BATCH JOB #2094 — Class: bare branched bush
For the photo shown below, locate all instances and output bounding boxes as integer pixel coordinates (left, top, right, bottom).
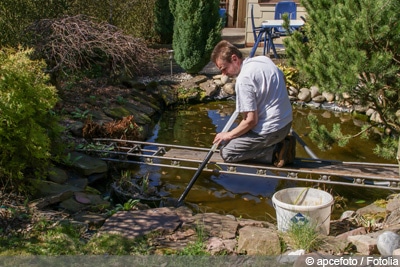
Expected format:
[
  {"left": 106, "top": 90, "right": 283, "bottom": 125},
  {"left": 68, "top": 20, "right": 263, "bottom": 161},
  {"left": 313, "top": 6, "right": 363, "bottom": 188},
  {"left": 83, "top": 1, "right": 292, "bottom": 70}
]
[{"left": 27, "top": 15, "right": 157, "bottom": 84}]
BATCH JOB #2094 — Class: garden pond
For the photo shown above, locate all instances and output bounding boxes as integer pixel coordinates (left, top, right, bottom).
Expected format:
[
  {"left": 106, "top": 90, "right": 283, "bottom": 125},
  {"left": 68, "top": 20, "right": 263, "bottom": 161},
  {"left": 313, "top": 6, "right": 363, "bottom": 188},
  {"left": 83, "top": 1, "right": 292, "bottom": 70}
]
[{"left": 111, "top": 101, "right": 397, "bottom": 222}]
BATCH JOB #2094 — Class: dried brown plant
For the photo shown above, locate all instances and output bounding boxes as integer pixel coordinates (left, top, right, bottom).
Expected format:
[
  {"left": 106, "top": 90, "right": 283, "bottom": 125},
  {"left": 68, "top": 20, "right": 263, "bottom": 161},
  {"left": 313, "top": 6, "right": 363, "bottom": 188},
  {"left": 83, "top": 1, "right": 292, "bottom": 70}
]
[
  {"left": 83, "top": 115, "right": 141, "bottom": 140},
  {"left": 27, "top": 15, "right": 157, "bottom": 81}
]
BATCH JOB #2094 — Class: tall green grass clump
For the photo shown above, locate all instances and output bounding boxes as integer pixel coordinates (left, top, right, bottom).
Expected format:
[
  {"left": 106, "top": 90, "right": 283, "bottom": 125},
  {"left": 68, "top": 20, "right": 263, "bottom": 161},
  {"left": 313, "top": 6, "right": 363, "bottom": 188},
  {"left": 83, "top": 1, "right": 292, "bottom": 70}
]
[{"left": 286, "top": 221, "right": 321, "bottom": 252}]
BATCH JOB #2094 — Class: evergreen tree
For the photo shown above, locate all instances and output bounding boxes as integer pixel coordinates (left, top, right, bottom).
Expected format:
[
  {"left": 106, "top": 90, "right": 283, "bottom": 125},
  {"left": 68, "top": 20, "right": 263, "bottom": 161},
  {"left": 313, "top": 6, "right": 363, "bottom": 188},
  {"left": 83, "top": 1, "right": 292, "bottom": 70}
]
[
  {"left": 285, "top": 0, "right": 400, "bottom": 160},
  {"left": 154, "top": 0, "right": 174, "bottom": 44},
  {"left": 169, "top": 0, "right": 223, "bottom": 74}
]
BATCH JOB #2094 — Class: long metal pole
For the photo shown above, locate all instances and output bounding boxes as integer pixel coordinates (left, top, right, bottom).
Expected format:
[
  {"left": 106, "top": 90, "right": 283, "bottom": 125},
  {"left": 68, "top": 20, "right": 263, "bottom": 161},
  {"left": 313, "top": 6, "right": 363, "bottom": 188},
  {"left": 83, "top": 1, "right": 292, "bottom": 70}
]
[
  {"left": 290, "top": 129, "right": 318, "bottom": 159},
  {"left": 176, "top": 111, "right": 239, "bottom": 206}
]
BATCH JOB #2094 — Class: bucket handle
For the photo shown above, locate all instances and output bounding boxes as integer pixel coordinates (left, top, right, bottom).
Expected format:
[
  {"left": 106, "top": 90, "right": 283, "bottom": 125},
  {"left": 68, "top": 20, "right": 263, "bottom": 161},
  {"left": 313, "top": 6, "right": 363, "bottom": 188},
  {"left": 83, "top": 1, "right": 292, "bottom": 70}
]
[{"left": 293, "top": 188, "right": 309, "bottom": 205}]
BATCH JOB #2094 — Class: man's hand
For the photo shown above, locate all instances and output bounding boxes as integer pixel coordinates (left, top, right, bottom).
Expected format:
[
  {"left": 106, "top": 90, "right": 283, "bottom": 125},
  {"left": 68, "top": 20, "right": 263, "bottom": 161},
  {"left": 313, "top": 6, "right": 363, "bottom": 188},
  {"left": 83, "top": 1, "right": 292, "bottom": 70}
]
[
  {"left": 213, "top": 111, "right": 257, "bottom": 146},
  {"left": 213, "top": 132, "right": 233, "bottom": 146}
]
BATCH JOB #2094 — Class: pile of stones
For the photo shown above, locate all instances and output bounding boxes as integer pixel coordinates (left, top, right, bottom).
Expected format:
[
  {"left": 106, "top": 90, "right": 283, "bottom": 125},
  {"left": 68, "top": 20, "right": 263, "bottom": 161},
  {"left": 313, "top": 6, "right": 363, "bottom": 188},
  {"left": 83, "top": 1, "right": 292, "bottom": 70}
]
[{"left": 176, "top": 73, "right": 384, "bottom": 125}]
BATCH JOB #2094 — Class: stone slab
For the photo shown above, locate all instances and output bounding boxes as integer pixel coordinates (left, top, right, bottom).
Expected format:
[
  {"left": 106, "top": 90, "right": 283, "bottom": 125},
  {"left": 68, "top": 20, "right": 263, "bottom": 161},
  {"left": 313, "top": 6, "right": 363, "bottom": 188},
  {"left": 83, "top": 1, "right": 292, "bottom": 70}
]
[{"left": 100, "top": 207, "right": 181, "bottom": 238}]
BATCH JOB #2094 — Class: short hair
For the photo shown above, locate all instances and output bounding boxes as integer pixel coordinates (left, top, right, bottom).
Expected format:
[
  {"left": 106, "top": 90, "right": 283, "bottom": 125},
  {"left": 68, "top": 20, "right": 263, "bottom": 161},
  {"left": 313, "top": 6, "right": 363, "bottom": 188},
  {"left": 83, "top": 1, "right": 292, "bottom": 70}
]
[{"left": 211, "top": 40, "right": 243, "bottom": 64}]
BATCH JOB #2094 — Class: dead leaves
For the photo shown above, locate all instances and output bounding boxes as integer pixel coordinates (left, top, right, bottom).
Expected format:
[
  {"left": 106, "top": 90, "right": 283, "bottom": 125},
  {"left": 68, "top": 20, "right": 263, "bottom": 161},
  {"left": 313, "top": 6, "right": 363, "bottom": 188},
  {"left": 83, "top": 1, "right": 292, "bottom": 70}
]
[{"left": 83, "top": 115, "right": 140, "bottom": 140}]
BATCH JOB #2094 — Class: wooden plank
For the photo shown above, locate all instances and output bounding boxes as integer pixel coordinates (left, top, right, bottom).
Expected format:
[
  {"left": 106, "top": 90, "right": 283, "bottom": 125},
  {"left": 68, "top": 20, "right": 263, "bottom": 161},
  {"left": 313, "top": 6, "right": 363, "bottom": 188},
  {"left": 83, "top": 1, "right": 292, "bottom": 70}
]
[
  {"left": 164, "top": 148, "right": 399, "bottom": 180},
  {"left": 164, "top": 148, "right": 223, "bottom": 162},
  {"left": 290, "top": 160, "right": 399, "bottom": 180}
]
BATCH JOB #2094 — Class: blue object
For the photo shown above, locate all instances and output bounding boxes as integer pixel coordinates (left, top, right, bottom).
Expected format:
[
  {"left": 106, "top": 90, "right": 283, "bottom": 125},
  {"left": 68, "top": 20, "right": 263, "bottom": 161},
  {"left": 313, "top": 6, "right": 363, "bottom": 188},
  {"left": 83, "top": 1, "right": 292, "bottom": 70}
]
[
  {"left": 219, "top": 8, "right": 226, "bottom": 18},
  {"left": 274, "top": 1, "right": 297, "bottom": 35},
  {"left": 250, "top": 4, "right": 279, "bottom": 58},
  {"left": 291, "top": 213, "right": 309, "bottom": 224}
]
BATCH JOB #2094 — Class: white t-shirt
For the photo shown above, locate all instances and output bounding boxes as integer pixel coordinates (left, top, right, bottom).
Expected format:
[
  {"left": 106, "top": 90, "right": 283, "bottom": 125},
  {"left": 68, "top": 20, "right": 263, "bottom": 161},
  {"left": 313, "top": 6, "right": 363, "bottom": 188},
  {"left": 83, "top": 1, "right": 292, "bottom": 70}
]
[{"left": 235, "top": 56, "right": 292, "bottom": 135}]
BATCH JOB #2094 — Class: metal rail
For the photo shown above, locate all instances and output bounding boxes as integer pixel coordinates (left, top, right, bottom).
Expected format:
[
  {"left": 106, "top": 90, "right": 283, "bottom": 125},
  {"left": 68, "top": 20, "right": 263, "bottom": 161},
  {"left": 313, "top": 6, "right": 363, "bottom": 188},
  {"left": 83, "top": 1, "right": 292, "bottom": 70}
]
[{"left": 78, "top": 138, "right": 400, "bottom": 191}]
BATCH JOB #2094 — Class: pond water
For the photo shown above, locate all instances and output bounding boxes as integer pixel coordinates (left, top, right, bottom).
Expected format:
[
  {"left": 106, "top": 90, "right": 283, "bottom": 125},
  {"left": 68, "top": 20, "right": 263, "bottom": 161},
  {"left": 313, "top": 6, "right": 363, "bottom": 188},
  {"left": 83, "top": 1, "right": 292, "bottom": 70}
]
[{"left": 128, "top": 101, "right": 396, "bottom": 221}]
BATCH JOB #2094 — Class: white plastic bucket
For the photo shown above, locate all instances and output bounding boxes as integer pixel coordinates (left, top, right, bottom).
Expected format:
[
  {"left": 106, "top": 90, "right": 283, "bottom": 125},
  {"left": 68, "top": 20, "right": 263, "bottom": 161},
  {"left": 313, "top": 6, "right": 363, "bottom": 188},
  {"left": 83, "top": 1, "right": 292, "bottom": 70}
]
[{"left": 272, "top": 187, "right": 334, "bottom": 235}]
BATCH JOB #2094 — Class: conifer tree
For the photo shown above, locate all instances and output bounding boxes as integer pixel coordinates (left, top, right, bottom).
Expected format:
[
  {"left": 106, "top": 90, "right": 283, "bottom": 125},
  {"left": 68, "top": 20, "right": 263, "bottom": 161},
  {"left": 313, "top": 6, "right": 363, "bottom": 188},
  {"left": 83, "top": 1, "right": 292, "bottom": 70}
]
[
  {"left": 285, "top": 0, "right": 400, "bottom": 160},
  {"left": 169, "top": 0, "right": 223, "bottom": 74},
  {"left": 154, "top": 0, "right": 174, "bottom": 44}
]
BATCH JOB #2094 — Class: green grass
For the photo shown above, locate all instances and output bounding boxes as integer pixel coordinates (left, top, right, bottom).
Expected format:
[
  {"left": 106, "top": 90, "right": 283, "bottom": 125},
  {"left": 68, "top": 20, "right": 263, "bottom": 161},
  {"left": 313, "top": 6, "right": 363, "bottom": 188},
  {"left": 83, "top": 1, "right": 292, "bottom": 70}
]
[
  {"left": 0, "top": 220, "right": 152, "bottom": 256},
  {"left": 0, "top": 198, "right": 212, "bottom": 256},
  {"left": 0, "top": 217, "right": 212, "bottom": 256},
  {"left": 0, "top": 221, "right": 83, "bottom": 255},
  {"left": 285, "top": 221, "right": 322, "bottom": 252},
  {"left": 83, "top": 233, "right": 151, "bottom": 255},
  {"left": 177, "top": 221, "right": 210, "bottom": 256},
  {"left": 177, "top": 240, "right": 209, "bottom": 256}
]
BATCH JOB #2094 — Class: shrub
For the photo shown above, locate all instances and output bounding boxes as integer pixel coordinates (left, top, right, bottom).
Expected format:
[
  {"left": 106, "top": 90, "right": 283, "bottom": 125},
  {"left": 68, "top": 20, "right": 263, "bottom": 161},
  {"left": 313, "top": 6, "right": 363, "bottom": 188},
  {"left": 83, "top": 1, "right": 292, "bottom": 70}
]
[{"left": 0, "top": 48, "right": 61, "bottom": 191}]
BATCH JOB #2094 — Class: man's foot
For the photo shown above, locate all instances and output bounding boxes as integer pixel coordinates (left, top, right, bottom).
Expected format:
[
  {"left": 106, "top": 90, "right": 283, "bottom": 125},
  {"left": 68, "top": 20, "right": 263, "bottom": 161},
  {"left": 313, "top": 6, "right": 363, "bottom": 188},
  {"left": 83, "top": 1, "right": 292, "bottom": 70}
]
[
  {"left": 274, "top": 140, "right": 288, "bottom": 167},
  {"left": 273, "top": 136, "right": 296, "bottom": 168}
]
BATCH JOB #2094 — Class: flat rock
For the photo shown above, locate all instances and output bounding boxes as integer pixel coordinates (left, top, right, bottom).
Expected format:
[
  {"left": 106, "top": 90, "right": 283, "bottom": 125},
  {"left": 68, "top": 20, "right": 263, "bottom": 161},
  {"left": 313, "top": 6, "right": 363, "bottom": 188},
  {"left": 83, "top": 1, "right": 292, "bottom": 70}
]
[
  {"left": 180, "top": 75, "right": 208, "bottom": 89},
  {"left": 59, "top": 193, "right": 110, "bottom": 213},
  {"left": 48, "top": 166, "right": 69, "bottom": 184},
  {"left": 73, "top": 212, "right": 108, "bottom": 227},
  {"left": 347, "top": 234, "right": 378, "bottom": 255},
  {"left": 190, "top": 212, "right": 239, "bottom": 239},
  {"left": 29, "top": 191, "right": 74, "bottom": 209},
  {"left": 66, "top": 178, "right": 88, "bottom": 189},
  {"left": 100, "top": 207, "right": 181, "bottom": 238},
  {"left": 237, "top": 225, "right": 281, "bottom": 255},
  {"left": 74, "top": 192, "right": 91, "bottom": 204},
  {"left": 32, "top": 180, "right": 83, "bottom": 197}
]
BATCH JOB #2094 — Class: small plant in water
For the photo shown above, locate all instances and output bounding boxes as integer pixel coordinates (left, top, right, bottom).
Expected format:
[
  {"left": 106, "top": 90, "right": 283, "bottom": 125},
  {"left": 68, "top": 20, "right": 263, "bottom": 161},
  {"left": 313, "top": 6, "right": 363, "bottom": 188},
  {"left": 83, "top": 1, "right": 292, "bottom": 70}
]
[
  {"left": 120, "top": 171, "right": 151, "bottom": 195},
  {"left": 286, "top": 220, "right": 321, "bottom": 252},
  {"left": 135, "top": 173, "right": 149, "bottom": 194}
]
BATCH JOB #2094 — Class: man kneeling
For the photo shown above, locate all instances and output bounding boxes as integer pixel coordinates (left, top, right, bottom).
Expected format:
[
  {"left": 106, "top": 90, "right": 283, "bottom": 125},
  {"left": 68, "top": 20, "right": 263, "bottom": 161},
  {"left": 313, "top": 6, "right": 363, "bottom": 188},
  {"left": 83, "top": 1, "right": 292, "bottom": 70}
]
[{"left": 211, "top": 40, "right": 295, "bottom": 167}]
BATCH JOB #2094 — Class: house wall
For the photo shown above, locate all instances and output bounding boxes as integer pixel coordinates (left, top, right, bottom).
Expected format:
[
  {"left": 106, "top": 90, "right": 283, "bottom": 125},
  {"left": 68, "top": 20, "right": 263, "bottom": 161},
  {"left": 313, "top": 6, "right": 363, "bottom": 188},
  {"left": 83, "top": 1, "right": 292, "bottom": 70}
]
[{"left": 245, "top": 1, "right": 307, "bottom": 47}]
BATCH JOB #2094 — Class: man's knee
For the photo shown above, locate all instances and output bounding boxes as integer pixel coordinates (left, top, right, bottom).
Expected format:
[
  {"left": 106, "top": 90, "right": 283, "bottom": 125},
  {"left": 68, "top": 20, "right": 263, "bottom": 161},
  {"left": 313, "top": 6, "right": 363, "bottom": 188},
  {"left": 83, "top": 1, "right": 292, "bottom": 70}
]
[{"left": 220, "top": 147, "right": 236, "bottom": 163}]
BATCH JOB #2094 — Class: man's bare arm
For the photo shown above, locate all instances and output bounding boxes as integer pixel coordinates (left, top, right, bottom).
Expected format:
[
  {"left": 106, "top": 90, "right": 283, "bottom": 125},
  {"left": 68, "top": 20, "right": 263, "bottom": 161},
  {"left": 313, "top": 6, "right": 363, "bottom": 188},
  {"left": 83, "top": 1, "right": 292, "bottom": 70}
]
[{"left": 213, "top": 110, "right": 258, "bottom": 144}]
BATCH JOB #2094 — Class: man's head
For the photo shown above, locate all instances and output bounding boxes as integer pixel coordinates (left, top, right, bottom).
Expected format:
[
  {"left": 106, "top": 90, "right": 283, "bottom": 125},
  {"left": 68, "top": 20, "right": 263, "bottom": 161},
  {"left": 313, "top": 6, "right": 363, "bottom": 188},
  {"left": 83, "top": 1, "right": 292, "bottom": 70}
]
[{"left": 211, "top": 40, "right": 243, "bottom": 77}]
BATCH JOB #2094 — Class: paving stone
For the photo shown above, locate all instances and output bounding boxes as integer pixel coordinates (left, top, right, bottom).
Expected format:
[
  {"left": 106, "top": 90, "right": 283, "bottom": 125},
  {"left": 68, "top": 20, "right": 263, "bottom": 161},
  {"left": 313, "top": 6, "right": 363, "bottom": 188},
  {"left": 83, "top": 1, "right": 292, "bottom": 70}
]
[
  {"left": 100, "top": 207, "right": 181, "bottom": 239},
  {"left": 191, "top": 212, "right": 239, "bottom": 239}
]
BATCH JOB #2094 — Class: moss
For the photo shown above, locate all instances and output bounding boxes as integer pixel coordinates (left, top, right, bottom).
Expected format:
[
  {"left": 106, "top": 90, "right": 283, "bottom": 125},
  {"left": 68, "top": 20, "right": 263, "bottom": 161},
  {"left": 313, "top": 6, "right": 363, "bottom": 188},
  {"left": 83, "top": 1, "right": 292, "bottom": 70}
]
[
  {"left": 177, "top": 87, "right": 202, "bottom": 103},
  {"left": 373, "top": 199, "right": 387, "bottom": 208},
  {"left": 104, "top": 106, "right": 131, "bottom": 119},
  {"left": 352, "top": 112, "right": 369, "bottom": 122}
]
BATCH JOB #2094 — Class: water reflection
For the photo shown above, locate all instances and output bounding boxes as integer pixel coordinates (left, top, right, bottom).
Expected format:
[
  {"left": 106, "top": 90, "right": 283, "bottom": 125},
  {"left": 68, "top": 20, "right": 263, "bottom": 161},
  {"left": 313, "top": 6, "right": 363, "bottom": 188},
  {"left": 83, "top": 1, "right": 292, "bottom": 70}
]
[{"left": 140, "top": 101, "right": 395, "bottom": 221}]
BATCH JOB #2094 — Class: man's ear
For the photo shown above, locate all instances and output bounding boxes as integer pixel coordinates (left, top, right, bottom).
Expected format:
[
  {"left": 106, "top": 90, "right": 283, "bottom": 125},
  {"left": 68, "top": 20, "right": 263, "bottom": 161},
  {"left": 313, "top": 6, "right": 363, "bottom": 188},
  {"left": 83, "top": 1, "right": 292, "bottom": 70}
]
[{"left": 231, "top": 54, "right": 238, "bottom": 62}]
